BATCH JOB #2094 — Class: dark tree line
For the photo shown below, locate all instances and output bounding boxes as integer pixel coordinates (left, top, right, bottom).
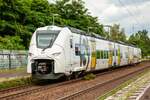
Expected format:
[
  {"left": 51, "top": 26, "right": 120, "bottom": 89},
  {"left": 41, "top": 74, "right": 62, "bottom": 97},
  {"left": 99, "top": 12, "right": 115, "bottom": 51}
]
[
  {"left": 128, "top": 30, "right": 150, "bottom": 57},
  {"left": 0, "top": 0, "right": 104, "bottom": 49}
]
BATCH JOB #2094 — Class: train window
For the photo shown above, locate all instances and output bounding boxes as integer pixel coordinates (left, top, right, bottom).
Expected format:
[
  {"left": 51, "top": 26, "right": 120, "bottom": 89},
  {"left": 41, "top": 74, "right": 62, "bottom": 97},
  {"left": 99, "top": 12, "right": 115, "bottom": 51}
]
[
  {"left": 106, "top": 51, "right": 108, "bottom": 59},
  {"left": 108, "top": 51, "right": 109, "bottom": 58},
  {"left": 99, "top": 51, "right": 101, "bottom": 59},
  {"left": 112, "top": 50, "right": 114, "bottom": 56},
  {"left": 112, "top": 50, "right": 118, "bottom": 56},
  {"left": 104, "top": 51, "right": 107, "bottom": 59},
  {"left": 103, "top": 51, "right": 104, "bottom": 59},
  {"left": 70, "top": 39, "right": 73, "bottom": 48},
  {"left": 101, "top": 51, "right": 104, "bottom": 59},
  {"left": 36, "top": 30, "right": 59, "bottom": 49},
  {"left": 116, "top": 50, "right": 118, "bottom": 56},
  {"left": 103, "top": 51, "right": 105, "bottom": 59},
  {"left": 120, "top": 53, "right": 122, "bottom": 58},
  {"left": 125, "top": 52, "right": 128, "bottom": 58},
  {"left": 75, "top": 44, "right": 80, "bottom": 56},
  {"left": 96, "top": 50, "right": 100, "bottom": 59},
  {"left": 86, "top": 47, "right": 90, "bottom": 55}
]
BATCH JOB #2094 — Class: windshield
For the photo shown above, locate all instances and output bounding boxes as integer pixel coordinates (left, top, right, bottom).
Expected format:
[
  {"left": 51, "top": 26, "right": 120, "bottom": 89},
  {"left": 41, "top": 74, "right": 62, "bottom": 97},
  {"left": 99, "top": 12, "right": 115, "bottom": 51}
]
[{"left": 36, "top": 30, "right": 60, "bottom": 48}]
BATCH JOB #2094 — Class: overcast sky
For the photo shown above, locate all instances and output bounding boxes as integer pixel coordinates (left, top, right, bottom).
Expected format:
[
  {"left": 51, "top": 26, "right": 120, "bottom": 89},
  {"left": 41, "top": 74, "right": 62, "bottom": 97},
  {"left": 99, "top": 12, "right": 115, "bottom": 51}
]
[
  {"left": 48, "top": 0, "right": 150, "bottom": 37},
  {"left": 84, "top": 0, "right": 150, "bottom": 36}
]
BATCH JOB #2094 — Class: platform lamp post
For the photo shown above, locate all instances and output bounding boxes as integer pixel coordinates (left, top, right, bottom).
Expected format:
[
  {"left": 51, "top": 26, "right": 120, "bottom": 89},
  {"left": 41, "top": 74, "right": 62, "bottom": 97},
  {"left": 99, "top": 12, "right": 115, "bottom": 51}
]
[{"left": 52, "top": 14, "right": 59, "bottom": 26}]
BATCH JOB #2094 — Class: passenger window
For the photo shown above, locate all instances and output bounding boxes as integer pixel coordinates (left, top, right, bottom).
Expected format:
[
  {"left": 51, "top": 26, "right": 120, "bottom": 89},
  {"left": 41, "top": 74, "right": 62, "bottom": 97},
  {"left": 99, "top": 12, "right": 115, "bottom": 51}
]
[
  {"left": 70, "top": 39, "right": 73, "bottom": 48},
  {"left": 104, "top": 51, "right": 107, "bottom": 59},
  {"left": 96, "top": 50, "right": 100, "bottom": 59},
  {"left": 106, "top": 51, "right": 108, "bottom": 59},
  {"left": 121, "top": 52, "right": 123, "bottom": 58},
  {"left": 116, "top": 50, "right": 118, "bottom": 56},
  {"left": 103, "top": 51, "right": 105, "bottom": 59},
  {"left": 99, "top": 51, "right": 101, "bottom": 59},
  {"left": 100, "top": 51, "right": 103, "bottom": 59},
  {"left": 113, "top": 50, "right": 114, "bottom": 56},
  {"left": 101, "top": 51, "right": 104, "bottom": 59},
  {"left": 75, "top": 44, "right": 80, "bottom": 56}
]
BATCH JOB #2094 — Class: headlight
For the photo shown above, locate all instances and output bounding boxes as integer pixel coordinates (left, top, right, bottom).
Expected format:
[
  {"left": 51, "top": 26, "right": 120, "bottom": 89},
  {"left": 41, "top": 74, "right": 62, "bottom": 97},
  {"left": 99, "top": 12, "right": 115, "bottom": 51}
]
[{"left": 52, "top": 52, "right": 61, "bottom": 56}]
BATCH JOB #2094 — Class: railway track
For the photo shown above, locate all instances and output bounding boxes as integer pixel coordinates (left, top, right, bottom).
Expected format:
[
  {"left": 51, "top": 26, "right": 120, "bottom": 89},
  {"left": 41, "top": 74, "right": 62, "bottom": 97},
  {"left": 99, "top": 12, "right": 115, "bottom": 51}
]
[
  {"left": 0, "top": 85, "right": 32, "bottom": 94},
  {"left": 0, "top": 78, "right": 82, "bottom": 100},
  {"left": 0, "top": 62, "right": 149, "bottom": 100},
  {"left": 0, "top": 64, "right": 130, "bottom": 99},
  {"left": 58, "top": 65, "right": 150, "bottom": 100}
]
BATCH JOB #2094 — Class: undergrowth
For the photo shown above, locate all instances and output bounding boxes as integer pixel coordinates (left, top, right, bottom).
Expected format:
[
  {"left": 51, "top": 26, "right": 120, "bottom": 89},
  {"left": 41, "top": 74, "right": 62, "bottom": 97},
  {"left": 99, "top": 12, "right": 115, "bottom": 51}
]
[
  {"left": 0, "top": 77, "right": 32, "bottom": 90},
  {"left": 83, "top": 73, "right": 96, "bottom": 80}
]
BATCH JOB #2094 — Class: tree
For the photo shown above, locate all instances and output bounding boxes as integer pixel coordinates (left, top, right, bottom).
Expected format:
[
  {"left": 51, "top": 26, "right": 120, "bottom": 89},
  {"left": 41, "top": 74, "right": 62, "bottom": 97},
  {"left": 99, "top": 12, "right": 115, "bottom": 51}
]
[
  {"left": 128, "top": 30, "right": 150, "bottom": 57},
  {"left": 0, "top": 36, "right": 25, "bottom": 50},
  {"left": 109, "top": 24, "right": 127, "bottom": 42},
  {"left": 0, "top": 0, "right": 105, "bottom": 49}
]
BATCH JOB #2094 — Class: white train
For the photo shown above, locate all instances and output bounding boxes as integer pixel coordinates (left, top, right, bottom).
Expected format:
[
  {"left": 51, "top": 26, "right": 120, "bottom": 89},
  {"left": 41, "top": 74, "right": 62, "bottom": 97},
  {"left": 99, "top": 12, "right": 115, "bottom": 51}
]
[{"left": 27, "top": 25, "right": 141, "bottom": 79}]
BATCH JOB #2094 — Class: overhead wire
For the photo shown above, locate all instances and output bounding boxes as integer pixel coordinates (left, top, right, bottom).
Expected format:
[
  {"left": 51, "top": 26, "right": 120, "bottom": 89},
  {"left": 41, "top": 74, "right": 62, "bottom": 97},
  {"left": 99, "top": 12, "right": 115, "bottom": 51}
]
[
  {"left": 118, "top": 0, "right": 143, "bottom": 33},
  {"left": 131, "top": 0, "right": 145, "bottom": 30},
  {"left": 117, "top": 0, "right": 143, "bottom": 29}
]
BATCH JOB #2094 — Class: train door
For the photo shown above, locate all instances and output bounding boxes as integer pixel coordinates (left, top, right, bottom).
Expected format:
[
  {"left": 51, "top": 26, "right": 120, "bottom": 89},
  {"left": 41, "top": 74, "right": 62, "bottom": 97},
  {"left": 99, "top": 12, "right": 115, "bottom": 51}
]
[
  {"left": 80, "top": 35, "right": 89, "bottom": 70},
  {"left": 127, "top": 47, "right": 130, "bottom": 64},
  {"left": 113, "top": 43, "right": 116, "bottom": 67},
  {"left": 118, "top": 45, "right": 121, "bottom": 66},
  {"left": 90, "top": 37, "right": 96, "bottom": 70},
  {"left": 70, "top": 35, "right": 74, "bottom": 68},
  {"left": 108, "top": 42, "right": 113, "bottom": 67},
  {"left": 113, "top": 43, "right": 118, "bottom": 67}
]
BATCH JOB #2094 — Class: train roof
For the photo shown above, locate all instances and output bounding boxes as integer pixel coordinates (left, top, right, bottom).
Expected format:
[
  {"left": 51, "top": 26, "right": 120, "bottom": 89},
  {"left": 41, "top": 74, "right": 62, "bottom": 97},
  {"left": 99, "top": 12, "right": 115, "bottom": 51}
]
[
  {"left": 68, "top": 26, "right": 138, "bottom": 48},
  {"left": 37, "top": 25, "right": 138, "bottom": 48}
]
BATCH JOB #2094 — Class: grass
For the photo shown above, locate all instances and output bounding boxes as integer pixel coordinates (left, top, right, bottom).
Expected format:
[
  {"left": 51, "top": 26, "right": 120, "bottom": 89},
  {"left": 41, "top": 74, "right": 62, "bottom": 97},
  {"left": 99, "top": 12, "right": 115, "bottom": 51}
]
[
  {"left": 83, "top": 73, "right": 96, "bottom": 80},
  {"left": 0, "top": 67, "right": 26, "bottom": 74},
  {"left": 98, "top": 68, "right": 150, "bottom": 100},
  {"left": 0, "top": 66, "right": 31, "bottom": 89},
  {"left": 0, "top": 76, "right": 32, "bottom": 90}
]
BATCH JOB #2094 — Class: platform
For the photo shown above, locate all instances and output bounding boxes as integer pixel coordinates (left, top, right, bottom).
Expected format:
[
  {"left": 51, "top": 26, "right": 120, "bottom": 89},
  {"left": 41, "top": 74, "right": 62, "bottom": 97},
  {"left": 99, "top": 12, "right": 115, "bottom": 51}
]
[{"left": 105, "top": 68, "right": 150, "bottom": 100}]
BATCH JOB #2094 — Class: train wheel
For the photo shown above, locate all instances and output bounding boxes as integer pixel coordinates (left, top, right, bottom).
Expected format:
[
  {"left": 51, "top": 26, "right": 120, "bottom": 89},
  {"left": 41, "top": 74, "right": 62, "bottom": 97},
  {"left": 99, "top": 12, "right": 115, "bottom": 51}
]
[
  {"left": 66, "top": 75, "right": 72, "bottom": 81},
  {"left": 80, "top": 70, "right": 86, "bottom": 77},
  {"left": 73, "top": 72, "right": 79, "bottom": 79}
]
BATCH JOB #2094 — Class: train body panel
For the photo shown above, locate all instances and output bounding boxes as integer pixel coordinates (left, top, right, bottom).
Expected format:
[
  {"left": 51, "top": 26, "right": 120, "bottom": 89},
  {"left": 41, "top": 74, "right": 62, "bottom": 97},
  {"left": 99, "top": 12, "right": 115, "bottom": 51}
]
[
  {"left": 27, "top": 25, "right": 141, "bottom": 79},
  {"left": 119, "top": 44, "right": 128, "bottom": 66}
]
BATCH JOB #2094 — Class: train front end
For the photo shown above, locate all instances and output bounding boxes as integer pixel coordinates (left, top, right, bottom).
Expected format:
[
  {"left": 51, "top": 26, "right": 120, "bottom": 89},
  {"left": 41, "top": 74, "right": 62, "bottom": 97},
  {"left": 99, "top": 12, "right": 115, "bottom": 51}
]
[{"left": 27, "top": 26, "right": 69, "bottom": 80}]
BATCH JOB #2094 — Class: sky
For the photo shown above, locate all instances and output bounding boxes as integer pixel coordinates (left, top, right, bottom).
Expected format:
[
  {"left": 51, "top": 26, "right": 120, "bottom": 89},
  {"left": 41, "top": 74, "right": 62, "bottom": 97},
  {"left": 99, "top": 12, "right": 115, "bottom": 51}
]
[
  {"left": 84, "top": 0, "right": 150, "bottom": 37},
  {"left": 48, "top": 0, "right": 150, "bottom": 37}
]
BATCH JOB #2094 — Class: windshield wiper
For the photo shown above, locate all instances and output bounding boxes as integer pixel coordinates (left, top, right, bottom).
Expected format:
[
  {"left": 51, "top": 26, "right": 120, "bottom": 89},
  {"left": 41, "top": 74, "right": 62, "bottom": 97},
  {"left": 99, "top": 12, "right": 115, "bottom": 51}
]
[{"left": 42, "top": 39, "right": 53, "bottom": 51}]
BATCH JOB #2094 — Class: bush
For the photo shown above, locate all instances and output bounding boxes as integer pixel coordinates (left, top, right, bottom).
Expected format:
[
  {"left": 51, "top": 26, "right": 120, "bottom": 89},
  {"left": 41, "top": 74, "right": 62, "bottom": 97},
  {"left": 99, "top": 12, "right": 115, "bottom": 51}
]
[{"left": 83, "top": 73, "right": 96, "bottom": 80}]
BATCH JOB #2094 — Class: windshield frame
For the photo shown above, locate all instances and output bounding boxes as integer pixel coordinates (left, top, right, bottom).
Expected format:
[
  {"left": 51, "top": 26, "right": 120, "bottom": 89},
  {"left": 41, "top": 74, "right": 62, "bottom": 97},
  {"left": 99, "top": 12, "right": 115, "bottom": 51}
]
[{"left": 36, "top": 30, "right": 60, "bottom": 49}]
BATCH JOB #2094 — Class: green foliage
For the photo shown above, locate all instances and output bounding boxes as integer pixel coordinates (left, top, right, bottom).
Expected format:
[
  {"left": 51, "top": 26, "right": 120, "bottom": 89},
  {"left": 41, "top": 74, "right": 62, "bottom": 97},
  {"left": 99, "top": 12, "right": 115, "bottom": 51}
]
[
  {"left": 0, "top": 0, "right": 105, "bottom": 49},
  {"left": 109, "top": 24, "right": 127, "bottom": 42},
  {"left": 0, "top": 36, "right": 25, "bottom": 50},
  {"left": 128, "top": 30, "right": 150, "bottom": 57},
  {"left": 1, "top": 0, "right": 148, "bottom": 59},
  {"left": 83, "top": 73, "right": 96, "bottom": 80},
  {"left": 96, "top": 50, "right": 100, "bottom": 59},
  {"left": 0, "top": 67, "right": 26, "bottom": 74},
  {"left": 0, "top": 77, "right": 32, "bottom": 90}
]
